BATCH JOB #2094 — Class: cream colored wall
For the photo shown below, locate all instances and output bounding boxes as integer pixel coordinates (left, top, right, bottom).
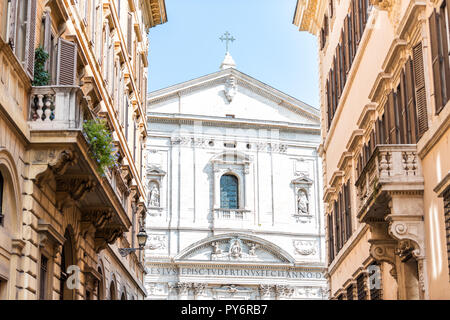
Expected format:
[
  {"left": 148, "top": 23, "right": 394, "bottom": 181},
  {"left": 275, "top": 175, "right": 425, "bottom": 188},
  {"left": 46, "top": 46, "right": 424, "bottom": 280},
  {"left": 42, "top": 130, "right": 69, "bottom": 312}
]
[
  {"left": 421, "top": 124, "right": 450, "bottom": 299},
  {"left": 300, "top": 0, "right": 450, "bottom": 299}
]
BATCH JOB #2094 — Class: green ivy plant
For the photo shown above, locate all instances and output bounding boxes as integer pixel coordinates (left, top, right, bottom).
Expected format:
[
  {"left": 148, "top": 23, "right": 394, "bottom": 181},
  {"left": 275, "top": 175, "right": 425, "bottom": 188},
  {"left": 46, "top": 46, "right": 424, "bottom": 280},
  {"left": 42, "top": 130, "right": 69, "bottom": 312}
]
[
  {"left": 32, "top": 46, "right": 50, "bottom": 86},
  {"left": 82, "top": 119, "right": 119, "bottom": 176}
]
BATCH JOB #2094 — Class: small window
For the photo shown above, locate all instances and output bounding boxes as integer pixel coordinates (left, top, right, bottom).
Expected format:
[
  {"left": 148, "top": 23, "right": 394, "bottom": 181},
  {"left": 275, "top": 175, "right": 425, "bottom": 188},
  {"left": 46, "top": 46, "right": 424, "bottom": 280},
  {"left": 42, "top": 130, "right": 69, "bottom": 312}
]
[
  {"left": 223, "top": 142, "right": 236, "bottom": 148},
  {"left": 225, "top": 114, "right": 235, "bottom": 118},
  {"left": 220, "top": 174, "right": 239, "bottom": 209}
]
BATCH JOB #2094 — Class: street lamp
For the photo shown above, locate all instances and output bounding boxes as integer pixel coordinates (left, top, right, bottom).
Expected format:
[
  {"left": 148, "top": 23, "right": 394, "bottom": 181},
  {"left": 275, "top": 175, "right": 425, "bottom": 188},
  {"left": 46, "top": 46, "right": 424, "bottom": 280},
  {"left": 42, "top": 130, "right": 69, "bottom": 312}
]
[{"left": 118, "top": 228, "right": 148, "bottom": 257}]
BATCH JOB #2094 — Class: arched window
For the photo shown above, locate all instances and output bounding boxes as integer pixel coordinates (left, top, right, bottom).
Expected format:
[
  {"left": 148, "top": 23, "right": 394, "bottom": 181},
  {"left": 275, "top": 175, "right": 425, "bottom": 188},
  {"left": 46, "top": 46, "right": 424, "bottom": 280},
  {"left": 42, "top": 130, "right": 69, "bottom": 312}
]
[
  {"left": 109, "top": 281, "right": 116, "bottom": 300},
  {"left": 220, "top": 174, "right": 239, "bottom": 209},
  {"left": 0, "top": 171, "right": 3, "bottom": 226},
  {"left": 97, "top": 267, "right": 104, "bottom": 300},
  {"left": 60, "top": 229, "right": 75, "bottom": 300}
]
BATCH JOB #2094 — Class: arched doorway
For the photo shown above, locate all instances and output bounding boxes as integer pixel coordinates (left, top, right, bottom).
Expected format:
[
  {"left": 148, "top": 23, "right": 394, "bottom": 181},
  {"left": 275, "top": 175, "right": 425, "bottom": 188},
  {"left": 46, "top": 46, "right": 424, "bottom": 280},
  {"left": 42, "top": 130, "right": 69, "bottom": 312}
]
[
  {"left": 60, "top": 228, "right": 76, "bottom": 300},
  {"left": 120, "top": 291, "right": 126, "bottom": 300}
]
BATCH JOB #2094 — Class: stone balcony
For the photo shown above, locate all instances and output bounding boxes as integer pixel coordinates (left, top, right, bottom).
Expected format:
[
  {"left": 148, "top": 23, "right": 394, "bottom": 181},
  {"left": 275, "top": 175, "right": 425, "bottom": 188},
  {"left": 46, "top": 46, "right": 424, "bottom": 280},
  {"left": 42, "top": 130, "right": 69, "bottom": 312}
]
[
  {"left": 214, "top": 208, "right": 251, "bottom": 221},
  {"left": 27, "top": 85, "right": 135, "bottom": 252},
  {"left": 355, "top": 144, "right": 426, "bottom": 299},
  {"left": 355, "top": 144, "right": 424, "bottom": 222},
  {"left": 29, "top": 85, "right": 83, "bottom": 131}
]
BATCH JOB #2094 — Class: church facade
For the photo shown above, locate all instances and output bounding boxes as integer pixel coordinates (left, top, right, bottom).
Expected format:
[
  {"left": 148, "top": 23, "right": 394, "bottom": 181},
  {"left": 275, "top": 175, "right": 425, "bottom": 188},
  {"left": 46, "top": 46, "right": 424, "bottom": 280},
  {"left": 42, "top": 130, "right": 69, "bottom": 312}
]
[{"left": 144, "top": 56, "right": 327, "bottom": 299}]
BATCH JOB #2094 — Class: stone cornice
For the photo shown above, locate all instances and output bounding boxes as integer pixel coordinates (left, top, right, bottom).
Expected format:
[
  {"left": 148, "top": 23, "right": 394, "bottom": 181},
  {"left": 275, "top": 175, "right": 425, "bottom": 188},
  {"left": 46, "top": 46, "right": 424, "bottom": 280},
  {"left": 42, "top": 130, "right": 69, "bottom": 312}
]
[
  {"left": 147, "top": 68, "right": 320, "bottom": 122},
  {"left": 147, "top": 113, "right": 320, "bottom": 133}
]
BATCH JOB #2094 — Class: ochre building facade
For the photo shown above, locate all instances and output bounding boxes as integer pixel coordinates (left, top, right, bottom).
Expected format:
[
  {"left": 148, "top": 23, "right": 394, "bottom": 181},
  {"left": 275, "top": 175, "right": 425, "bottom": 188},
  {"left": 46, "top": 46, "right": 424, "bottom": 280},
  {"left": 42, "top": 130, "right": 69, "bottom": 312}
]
[
  {"left": 294, "top": 0, "right": 450, "bottom": 299},
  {"left": 0, "top": 0, "right": 167, "bottom": 299}
]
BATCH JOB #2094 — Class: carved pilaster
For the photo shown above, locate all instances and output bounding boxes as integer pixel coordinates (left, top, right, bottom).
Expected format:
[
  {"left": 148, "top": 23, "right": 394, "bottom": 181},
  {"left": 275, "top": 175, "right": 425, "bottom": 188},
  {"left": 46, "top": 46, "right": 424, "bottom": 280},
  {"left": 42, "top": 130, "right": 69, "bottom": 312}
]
[{"left": 369, "top": 239, "right": 398, "bottom": 280}]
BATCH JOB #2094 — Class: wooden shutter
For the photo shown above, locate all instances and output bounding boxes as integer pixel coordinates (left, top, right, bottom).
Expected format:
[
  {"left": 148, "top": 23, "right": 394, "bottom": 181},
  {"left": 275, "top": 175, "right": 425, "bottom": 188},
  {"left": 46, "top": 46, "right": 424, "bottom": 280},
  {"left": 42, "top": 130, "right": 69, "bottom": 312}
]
[
  {"left": 56, "top": 38, "right": 77, "bottom": 85},
  {"left": 382, "top": 111, "right": 389, "bottom": 144},
  {"left": 439, "top": 3, "right": 450, "bottom": 110},
  {"left": 386, "top": 91, "right": 397, "bottom": 144},
  {"left": 344, "top": 182, "right": 352, "bottom": 240},
  {"left": 405, "top": 57, "right": 418, "bottom": 143},
  {"left": 430, "top": 9, "right": 445, "bottom": 112},
  {"left": 336, "top": 46, "right": 342, "bottom": 98},
  {"left": 328, "top": 213, "right": 334, "bottom": 263},
  {"left": 43, "top": 11, "right": 52, "bottom": 71},
  {"left": 335, "top": 200, "right": 342, "bottom": 251},
  {"left": 331, "top": 60, "right": 337, "bottom": 113},
  {"left": 355, "top": 0, "right": 361, "bottom": 44},
  {"left": 327, "top": 77, "right": 332, "bottom": 130},
  {"left": 344, "top": 15, "right": 350, "bottom": 73},
  {"left": 125, "top": 97, "right": 129, "bottom": 140},
  {"left": 329, "top": 0, "right": 333, "bottom": 18},
  {"left": 127, "top": 13, "right": 132, "bottom": 55},
  {"left": 339, "top": 191, "right": 345, "bottom": 245},
  {"left": 347, "top": 14, "right": 352, "bottom": 66},
  {"left": 412, "top": 42, "right": 428, "bottom": 138},
  {"left": 399, "top": 70, "right": 409, "bottom": 144},
  {"left": 25, "top": 0, "right": 37, "bottom": 78}
]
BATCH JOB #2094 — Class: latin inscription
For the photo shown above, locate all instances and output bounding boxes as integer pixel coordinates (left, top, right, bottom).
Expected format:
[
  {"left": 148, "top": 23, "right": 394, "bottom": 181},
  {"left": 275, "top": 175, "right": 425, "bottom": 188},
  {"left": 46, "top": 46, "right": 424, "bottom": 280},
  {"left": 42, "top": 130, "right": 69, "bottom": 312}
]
[{"left": 149, "top": 267, "right": 324, "bottom": 279}]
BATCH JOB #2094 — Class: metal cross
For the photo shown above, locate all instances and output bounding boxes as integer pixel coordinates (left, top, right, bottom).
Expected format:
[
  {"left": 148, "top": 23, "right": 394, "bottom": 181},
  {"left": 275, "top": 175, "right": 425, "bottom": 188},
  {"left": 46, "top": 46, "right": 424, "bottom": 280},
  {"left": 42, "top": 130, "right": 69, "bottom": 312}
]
[{"left": 219, "top": 31, "right": 235, "bottom": 53}]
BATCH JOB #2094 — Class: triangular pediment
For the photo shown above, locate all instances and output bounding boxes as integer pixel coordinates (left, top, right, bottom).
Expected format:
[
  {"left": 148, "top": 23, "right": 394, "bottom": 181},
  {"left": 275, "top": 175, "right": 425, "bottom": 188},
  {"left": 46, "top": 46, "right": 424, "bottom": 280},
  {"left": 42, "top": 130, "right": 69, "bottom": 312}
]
[
  {"left": 174, "top": 233, "right": 295, "bottom": 264},
  {"left": 147, "top": 68, "right": 320, "bottom": 127}
]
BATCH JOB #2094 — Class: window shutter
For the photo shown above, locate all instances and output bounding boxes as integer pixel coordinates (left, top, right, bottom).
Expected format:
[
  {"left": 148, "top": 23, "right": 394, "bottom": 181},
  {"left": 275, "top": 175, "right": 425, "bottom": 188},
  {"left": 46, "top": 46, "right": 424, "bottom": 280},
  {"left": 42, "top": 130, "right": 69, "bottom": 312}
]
[
  {"left": 127, "top": 13, "right": 132, "bottom": 55},
  {"left": 125, "top": 97, "right": 129, "bottom": 140},
  {"left": 355, "top": 0, "right": 361, "bottom": 44},
  {"left": 405, "top": 57, "right": 418, "bottom": 143},
  {"left": 336, "top": 46, "right": 342, "bottom": 98},
  {"left": 382, "top": 111, "right": 389, "bottom": 144},
  {"left": 25, "top": 0, "right": 37, "bottom": 78},
  {"left": 329, "top": 0, "right": 333, "bottom": 18},
  {"left": 328, "top": 213, "right": 334, "bottom": 263},
  {"left": 439, "top": 3, "right": 450, "bottom": 110},
  {"left": 334, "top": 200, "right": 341, "bottom": 251},
  {"left": 412, "top": 42, "right": 428, "bottom": 139},
  {"left": 43, "top": 11, "right": 52, "bottom": 71},
  {"left": 344, "top": 16, "right": 350, "bottom": 73},
  {"left": 327, "top": 77, "right": 332, "bottom": 130},
  {"left": 399, "top": 70, "right": 409, "bottom": 143},
  {"left": 386, "top": 90, "right": 397, "bottom": 144},
  {"left": 429, "top": 10, "right": 444, "bottom": 112},
  {"left": 344, "top": 183, "right": 352, "bottom": 240},
  {"left": 56, "top": 38, "right": 77, "bottom": 85},
  {"left": 339, "top": 191, "right": 345, "bottom": 245}
]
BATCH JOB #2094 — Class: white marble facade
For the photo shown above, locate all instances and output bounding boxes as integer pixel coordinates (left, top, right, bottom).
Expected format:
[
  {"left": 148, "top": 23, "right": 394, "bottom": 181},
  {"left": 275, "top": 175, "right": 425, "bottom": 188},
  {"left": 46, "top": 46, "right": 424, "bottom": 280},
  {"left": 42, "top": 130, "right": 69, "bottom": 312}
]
[{"left": 144, "top": 62, "right": 327, "bottom": 300}]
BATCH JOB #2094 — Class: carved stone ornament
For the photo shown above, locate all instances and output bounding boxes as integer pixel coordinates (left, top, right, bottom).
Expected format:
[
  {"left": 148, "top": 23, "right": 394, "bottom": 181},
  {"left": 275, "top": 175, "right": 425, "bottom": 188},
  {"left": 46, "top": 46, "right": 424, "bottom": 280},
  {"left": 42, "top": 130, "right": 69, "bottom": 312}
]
[
  {"left": 275, "top": 285, "right": 294, "bottom": 298},
  {"left": 293, "top": 240, "right": 317, "bottom": 256},
  {"left": 210, "top": 238, "right": 258, "bottom": 261},
  {"left": 259, "top": 284, "right": 273, "bottom": 297},
  {"left": 193, "top": 283, "right": 207, "bottom": 296},
  {"left": 147, "top": 234, "right": 167, "bottom": 250},
  {"left": 223, "top": 75, "right": 237, "bottom": 103}
]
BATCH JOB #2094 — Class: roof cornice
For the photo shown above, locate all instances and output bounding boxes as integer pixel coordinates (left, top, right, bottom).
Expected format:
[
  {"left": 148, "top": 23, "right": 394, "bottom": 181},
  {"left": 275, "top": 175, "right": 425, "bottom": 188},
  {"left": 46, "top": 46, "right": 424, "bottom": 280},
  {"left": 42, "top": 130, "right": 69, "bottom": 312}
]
[
  {"left": 292, "top": 0, "right": 325, "bottom": 35},
  {"left": 147, "top": 68, "right": 320, "bottom": 122},
  {"left": 147, "top": 112, "right": 321, "bottom": 133}
]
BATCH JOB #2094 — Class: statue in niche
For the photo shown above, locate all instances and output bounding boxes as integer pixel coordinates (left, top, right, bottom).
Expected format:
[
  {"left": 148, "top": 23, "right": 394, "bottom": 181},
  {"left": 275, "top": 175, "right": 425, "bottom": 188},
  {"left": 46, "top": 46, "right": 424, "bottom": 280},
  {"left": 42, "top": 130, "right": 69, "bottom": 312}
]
[
  {"left": 230, "top": 239, "right": 242, "bottom": 258},
  {"left": 297, "top": 189, "right": 309, "bottom": 215},
  {"left": 212, "top": 242, "right": 222, "bottom": 254},
  {"left": 249, "top": 243, "right": 257, "bottom": 256},
  {"left": 149, "top": 183, "right": 160, "bottom": 207}
]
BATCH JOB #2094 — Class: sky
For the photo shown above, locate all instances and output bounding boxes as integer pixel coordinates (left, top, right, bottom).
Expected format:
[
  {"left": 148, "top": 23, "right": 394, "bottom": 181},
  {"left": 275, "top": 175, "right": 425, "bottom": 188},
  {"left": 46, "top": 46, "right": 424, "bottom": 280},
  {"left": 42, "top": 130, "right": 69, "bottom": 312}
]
[{"left": 146, "top": 0, "right": 319, "bottom": 108}]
